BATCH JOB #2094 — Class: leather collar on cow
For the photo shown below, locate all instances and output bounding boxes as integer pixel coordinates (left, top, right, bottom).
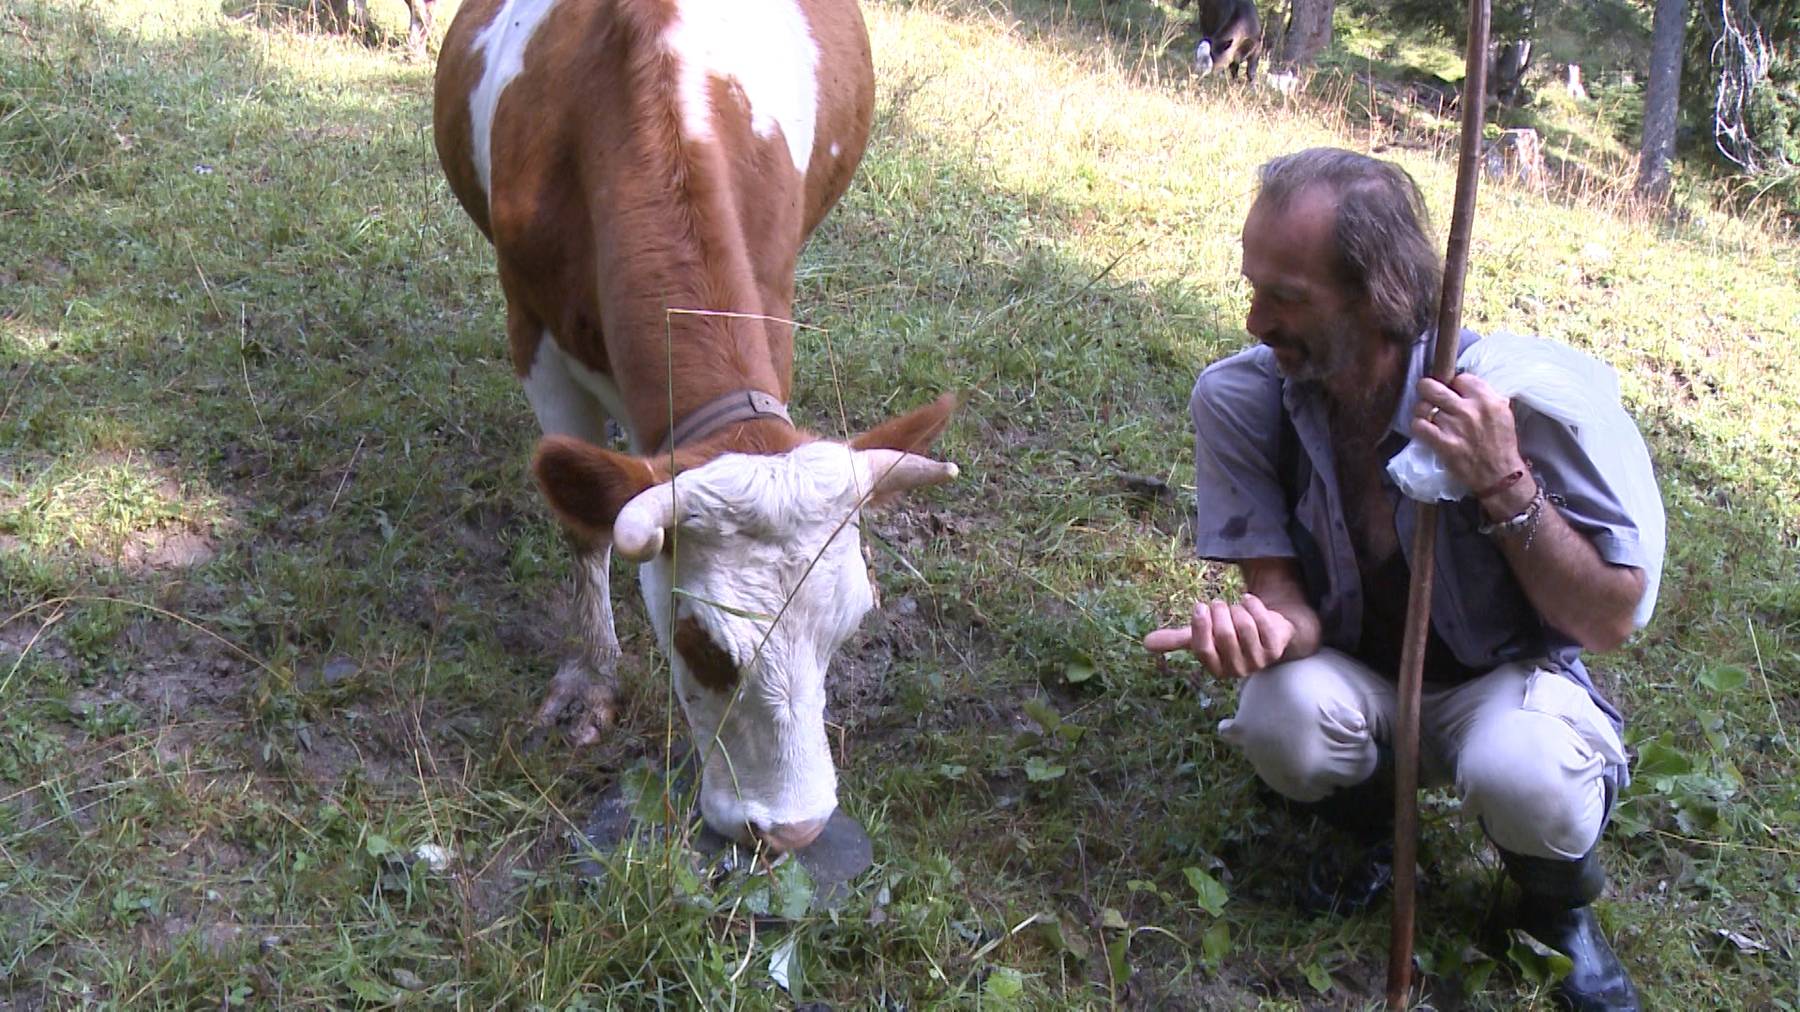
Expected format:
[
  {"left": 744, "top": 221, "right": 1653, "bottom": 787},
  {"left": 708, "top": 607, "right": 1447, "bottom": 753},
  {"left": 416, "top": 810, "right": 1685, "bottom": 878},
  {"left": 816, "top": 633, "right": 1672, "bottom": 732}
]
[{"left": 658, "top": 389, "right": 793, "bottom": 456}]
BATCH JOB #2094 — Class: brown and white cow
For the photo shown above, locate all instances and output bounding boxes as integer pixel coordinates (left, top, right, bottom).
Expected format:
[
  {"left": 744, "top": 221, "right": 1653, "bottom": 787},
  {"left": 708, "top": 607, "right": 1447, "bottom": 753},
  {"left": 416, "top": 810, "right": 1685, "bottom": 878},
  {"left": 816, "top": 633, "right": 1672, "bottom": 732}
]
[{"left": 433, "top": 0, "right": 957, "bottom": 854}]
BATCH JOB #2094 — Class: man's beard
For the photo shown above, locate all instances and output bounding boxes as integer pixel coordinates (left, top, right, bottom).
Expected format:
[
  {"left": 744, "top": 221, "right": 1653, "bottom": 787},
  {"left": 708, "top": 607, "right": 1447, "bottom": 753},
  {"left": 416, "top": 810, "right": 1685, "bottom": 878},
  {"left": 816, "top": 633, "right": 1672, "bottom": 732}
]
[
  {"left": 1264, "top": 314, "right": 1360, "bottom": 385},
  {"left": 1267, "top": 317, "right": 1403, "bottom": 426}
]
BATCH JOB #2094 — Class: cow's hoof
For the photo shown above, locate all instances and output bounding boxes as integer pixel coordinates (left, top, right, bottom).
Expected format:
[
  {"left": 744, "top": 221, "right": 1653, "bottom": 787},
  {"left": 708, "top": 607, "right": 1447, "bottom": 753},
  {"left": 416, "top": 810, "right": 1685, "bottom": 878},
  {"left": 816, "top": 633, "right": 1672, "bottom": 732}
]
[{"left": 533, "top": 660, "right": 621, "bottom": 746}]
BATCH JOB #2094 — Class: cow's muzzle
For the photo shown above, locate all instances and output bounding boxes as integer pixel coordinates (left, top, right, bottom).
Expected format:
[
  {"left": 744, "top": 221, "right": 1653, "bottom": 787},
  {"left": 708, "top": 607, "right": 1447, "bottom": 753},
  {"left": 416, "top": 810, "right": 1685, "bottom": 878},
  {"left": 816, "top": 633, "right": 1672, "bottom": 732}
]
[{"left": 752, "top": 816, "right": 830, "bottom": 854}]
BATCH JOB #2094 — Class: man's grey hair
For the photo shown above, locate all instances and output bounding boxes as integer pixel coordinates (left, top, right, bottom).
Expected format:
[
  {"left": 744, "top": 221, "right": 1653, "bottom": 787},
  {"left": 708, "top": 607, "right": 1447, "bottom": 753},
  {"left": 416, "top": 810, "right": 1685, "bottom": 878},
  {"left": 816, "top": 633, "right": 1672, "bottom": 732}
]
[{"left": 1255, "top": 148, "right": 1444, "bottom": 345}]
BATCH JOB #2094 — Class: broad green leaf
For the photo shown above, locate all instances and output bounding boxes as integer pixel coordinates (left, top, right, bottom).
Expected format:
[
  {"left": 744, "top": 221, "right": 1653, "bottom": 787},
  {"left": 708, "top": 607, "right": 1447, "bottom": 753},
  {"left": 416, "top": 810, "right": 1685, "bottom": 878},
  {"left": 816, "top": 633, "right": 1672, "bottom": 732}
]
[
  {"left": 1100, "top": 907, "right": 1129, "bottom": 930},
  {"left": 768, "top": 934, "right": 801, "bottom": 995},
  {"left": 1023, "top": 697, "right": 1060, "bottom": 734},
  {"left": 364, "top": 833, "right": 394, "bottom": 858},
  {"left": 1609, "top": 796, "right": 1652, "bottom": 837},
  {"left": 1064, "top": 654, "right": 1097, "bottom": 684},
  {"left": 1107, "top": 934, "right": 1133, "bottom": 984},
  {"left": 1507, "top": 930, "right": 1574, "bottom": 986},
  {"left": 1183, "top": 866, "right": 1229, "bottom": 917},
  {"left": 1459, "top": 946, "right": 1497, "bottom": 996},
  {"left": 1036, "top": 915, "right": 1091, "bottom": 960},
  {"left": 622, "top": 765, "right": 673, "bottom": 826},
  {"left": 775, "top": 860, "right": 815, "bottom": 920},
  {"left": 743, "top": 882, "right": 771, "bottom": 916},
  {"left": 1718, "top": 756, "right": 1747, "bottom": 787},
  {"left": 671, "top": 860, "right": 705, "bottom": 902},
  {"left": 1201, "top": 922, "right": 1231, "bottom": 966},
  {"left": 937, "top": 763, "right": 968, "bottom": 779},
  {"left": 1024, "top": 756, "right": 1066, "bottom": 782},
  {"left": 1699, "top": 664, "right": 1749, "bottom": 693},
  {"left": 1126, "top": 879, "right": 1170, "bottom": 902},
  {"left": 1303, "top": 960, "right": 1333, "bottom": 994},
  {"left": 1635, "top": 740, "right": 1692, "bottom": 777},
  {"left": 983, "top": 966, "right": 1025, "bottom": 1005}
]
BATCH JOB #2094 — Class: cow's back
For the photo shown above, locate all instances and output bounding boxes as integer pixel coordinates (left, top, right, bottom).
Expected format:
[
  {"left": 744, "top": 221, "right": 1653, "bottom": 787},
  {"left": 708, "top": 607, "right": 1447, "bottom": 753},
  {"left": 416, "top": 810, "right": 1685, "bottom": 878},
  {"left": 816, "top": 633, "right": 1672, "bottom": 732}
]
[
  {"left": 432, "top": 0, "right": 875, "bottom": 419},
  {"left": 1212, "top": 0, "right": 1259, "bottom": 40}
]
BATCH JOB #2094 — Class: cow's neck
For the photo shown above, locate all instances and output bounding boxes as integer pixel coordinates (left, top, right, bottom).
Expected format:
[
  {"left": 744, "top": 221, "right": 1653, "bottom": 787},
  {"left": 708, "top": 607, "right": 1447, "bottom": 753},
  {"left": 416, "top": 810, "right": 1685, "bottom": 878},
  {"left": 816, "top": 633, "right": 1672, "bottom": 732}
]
[
  {"left": 598, "top": 44, "right": 801, "bottom": 454},
  {"left": 610, "top": 304, "right": 795, "bottom": 454},
  {"left": 664, "top": 415, "right": 810, "bottom": 472}
]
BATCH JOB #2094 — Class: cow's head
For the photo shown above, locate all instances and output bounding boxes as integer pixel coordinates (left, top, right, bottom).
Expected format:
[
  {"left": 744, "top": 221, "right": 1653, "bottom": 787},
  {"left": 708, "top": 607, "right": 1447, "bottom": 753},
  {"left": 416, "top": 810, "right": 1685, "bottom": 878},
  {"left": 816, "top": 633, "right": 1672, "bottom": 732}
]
[
  {"left": 1194, "top": 38, "right": 1217, "bottom": 77},
  {"left": 531, "top": 395, "right": 957, "bottom": 852}
]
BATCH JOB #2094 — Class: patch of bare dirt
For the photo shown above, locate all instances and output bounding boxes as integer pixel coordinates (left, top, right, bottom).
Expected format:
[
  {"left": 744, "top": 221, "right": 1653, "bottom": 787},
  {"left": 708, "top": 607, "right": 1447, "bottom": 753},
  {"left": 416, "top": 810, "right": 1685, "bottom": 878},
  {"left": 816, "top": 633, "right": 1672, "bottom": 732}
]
[
  {"left": 116, "top": 529, "right": 218, "bottom": 571},
  {"left": 0, "top": 615, "right": 78, "bottom": 679},
  {"left": 115, "top": 613, "right": 249, "bottom": 720}
]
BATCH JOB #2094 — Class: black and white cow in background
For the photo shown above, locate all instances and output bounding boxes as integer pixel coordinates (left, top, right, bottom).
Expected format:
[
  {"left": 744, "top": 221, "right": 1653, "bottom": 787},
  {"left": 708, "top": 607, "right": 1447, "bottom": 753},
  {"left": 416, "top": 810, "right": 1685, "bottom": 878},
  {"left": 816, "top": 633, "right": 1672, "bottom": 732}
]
[{"left": 1180, "top": 0, "right": 1262, "bottom": 82}]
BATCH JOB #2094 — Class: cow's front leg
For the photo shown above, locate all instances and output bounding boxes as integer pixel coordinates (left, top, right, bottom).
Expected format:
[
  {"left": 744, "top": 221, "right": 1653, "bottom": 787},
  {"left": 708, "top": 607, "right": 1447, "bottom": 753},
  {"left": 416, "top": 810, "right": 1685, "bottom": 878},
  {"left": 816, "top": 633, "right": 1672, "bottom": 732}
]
[
  {"left": 403, "top": 0, "right": 434, "bottom": 55},
  {"left": 534, "top": 542, "right": 622, "bottom": 745}
]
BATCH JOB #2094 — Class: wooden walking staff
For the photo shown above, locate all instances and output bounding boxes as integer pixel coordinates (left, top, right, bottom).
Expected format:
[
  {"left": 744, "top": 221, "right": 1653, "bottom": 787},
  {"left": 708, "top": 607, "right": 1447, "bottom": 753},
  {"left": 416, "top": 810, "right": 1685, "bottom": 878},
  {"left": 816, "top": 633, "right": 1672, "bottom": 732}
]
[{"left": 1387, "top": 0, "right": 1491, "bottom": 1006}]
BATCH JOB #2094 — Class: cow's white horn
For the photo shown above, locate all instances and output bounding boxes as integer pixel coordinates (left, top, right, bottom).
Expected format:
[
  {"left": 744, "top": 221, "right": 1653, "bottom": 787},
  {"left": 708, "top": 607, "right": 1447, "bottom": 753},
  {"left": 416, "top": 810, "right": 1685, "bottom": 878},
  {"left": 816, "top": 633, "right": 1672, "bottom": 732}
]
[
  {"left": 613, "top": 481, "right": 678, "bottom": 562},
  {"left": 857, "top": 449, "right": 960, "bottom": 498}
]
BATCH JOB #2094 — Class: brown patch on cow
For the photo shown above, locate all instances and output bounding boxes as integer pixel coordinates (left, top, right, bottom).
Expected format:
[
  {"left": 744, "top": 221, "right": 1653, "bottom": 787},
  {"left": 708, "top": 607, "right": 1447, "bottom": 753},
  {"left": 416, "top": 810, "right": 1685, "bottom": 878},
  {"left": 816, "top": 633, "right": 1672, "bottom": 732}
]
[
  {"left": 433, "top": 0, "right": 876, "bottom": 456},
  {"left": 535, "top": 421, "right": 817, "bottom": 547},
  {"left": 850, "top": 392, "right": 959, "bottom": 455},
  {"left": 531, "top": 436, "right": 664, "bottom": 543},
  {"left": 674, "top": 615, "right": 738, "bottom": 691},
  {"left": 430, "top": 0, "right": 498, "bottom": 238},
  {"left": 670, "top": 416, "right": 811, "bottom": 468}
]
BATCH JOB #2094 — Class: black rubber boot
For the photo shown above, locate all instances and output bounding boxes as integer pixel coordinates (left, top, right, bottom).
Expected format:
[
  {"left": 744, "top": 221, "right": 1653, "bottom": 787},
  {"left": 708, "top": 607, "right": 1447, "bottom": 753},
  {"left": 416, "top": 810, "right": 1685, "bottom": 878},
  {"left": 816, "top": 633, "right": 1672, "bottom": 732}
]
[
  {"left": 1500, "top": 848, "right": 1640, "bottom": 1012},
  {"left": 1290, "top": 747, "right": 1399, "bottom": 917}
]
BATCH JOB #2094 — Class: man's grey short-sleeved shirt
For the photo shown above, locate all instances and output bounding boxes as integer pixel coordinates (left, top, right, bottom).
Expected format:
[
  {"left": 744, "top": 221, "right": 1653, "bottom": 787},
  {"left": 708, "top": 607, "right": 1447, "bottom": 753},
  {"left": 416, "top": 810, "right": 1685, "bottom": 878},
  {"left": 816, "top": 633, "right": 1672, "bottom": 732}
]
[{"left": 1189, "top": 331, "right": 1649, "bottom": 729}]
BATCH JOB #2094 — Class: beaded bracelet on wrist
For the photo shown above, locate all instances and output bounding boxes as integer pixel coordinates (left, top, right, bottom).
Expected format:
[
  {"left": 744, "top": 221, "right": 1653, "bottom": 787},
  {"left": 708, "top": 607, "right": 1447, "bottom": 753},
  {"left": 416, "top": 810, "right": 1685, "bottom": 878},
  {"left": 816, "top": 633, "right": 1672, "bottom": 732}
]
[{"left": 1478, "top": 480, "right": 1548, "bottom": 550}]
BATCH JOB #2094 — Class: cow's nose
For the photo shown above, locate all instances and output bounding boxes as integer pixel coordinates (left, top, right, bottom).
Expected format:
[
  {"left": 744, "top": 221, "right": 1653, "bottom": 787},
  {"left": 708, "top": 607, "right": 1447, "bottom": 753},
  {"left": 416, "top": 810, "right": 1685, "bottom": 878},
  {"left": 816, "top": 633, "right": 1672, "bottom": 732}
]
[{"left": 754, "top": 816, "right": 829, "bottom": 854}]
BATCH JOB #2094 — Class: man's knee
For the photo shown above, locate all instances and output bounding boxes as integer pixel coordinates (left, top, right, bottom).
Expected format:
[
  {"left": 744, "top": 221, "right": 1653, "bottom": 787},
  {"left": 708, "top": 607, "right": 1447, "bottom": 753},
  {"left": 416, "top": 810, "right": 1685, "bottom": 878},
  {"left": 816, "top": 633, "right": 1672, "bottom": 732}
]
[
  {"left": 1220, "top": 654, "right": 1379, "bottom": 802},
  {"left": 1458, "top": 709, "right": 1609, "bottom": 859}
]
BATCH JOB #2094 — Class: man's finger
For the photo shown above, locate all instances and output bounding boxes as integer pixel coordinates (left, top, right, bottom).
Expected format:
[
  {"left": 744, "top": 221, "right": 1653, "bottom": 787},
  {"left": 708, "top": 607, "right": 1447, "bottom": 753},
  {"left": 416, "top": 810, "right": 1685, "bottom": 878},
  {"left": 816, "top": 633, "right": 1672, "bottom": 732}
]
[
  {"left": 1188, "top": 602, "right": 1224, "bottom": 675},
  {"left": 1144, "top": 626, "right": 1192, "bottom": 653},
  {"left": 1227, "top": 602, "right": 1270, "bottom": 670},
  {"left": 1242, "top": 593, "right": 1292, "bottom": 661},
  {"left": 1416, "top": 376, "right": 1454, "bottom": 407},
  {"left": 1209, "top": 599, "right": 1243, "bottom": 676},
  {"left": 1449, "top": 371, "right": 1494, "bottom": 399}
]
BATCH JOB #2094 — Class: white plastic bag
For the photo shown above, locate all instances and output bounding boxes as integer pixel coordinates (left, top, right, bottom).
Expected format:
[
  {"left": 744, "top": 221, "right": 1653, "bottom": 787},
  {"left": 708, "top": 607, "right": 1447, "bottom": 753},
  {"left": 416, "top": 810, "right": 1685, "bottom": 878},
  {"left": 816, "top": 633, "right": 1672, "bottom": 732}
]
[{"left": 1386, "top": 332, "right": 1666, "bottom": 628}]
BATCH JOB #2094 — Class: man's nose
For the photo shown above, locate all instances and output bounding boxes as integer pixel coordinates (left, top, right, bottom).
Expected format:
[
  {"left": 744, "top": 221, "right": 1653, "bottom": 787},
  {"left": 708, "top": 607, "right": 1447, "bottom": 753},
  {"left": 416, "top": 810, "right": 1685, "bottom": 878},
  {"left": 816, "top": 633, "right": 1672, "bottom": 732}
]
[{"left": 1245, "top": 298, "right": 1271, "bottom": 338}]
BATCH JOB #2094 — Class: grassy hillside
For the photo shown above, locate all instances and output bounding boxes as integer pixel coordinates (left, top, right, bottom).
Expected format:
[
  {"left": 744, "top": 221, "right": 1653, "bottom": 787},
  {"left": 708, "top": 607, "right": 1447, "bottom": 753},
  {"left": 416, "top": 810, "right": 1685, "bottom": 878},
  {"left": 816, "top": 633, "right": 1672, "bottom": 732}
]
[{"left": 2, "top": 0, "right": 1796, "bottom": 1007}]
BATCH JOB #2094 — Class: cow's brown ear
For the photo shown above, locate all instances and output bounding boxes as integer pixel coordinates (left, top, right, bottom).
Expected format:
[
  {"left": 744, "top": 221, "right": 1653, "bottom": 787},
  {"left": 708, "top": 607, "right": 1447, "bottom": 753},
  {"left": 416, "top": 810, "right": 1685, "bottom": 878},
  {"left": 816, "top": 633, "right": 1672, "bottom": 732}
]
[
  {"left": 531, "top": 436, "right": 663, "bottom": 543},
  {"left": 849, "top": 392, "right": 958, "bottom": 454}
]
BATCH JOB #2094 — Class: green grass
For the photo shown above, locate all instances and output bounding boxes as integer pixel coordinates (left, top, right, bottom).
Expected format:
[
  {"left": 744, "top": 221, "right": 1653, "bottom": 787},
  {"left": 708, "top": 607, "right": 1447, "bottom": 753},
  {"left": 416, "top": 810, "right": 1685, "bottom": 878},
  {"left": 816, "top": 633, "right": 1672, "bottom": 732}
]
[{"left": 2, "top": 0, "right": 1797, "bottom": 1008}]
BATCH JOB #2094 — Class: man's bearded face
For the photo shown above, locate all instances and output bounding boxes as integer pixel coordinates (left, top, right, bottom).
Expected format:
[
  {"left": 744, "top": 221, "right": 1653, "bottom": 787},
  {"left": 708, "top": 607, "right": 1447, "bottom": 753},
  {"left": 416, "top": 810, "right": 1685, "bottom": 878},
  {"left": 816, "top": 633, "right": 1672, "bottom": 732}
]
[
  {"left": 1240, "top": 188, "right": 1369, "bottom": 386},
  {"left": 1258, "top": 307, "right": 1361, "bottom": 383}
]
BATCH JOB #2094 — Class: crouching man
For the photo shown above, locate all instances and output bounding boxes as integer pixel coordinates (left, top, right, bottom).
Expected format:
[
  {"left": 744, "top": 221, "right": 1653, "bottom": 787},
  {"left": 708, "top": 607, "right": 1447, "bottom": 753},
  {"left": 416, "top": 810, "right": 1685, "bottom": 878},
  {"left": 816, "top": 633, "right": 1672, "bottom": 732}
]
[{"left": 1148, "top": 147, "right": 1654, "bottom": 1011}]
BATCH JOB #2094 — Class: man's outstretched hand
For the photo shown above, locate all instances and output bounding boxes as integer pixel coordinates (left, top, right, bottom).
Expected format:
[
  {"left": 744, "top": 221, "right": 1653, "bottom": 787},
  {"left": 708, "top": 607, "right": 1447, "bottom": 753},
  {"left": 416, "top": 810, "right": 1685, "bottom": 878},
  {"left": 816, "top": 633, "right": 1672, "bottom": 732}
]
[{"left": 1144, "top": 593, "right": 1296, "bottom": 680}]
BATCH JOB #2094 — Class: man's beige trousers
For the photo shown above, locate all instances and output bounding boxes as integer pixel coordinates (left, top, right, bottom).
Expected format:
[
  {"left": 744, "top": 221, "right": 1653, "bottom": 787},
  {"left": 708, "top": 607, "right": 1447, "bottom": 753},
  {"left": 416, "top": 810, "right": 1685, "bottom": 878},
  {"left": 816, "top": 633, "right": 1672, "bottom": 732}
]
[{"left": 1219, "top": 648, "right": 1628, "bottom": 860}]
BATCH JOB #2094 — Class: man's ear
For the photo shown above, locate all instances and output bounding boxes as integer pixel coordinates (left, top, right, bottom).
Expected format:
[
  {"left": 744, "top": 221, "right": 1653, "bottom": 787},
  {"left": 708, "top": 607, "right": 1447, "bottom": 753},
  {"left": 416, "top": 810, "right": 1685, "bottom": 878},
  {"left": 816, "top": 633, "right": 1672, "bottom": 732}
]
[
  {"left": 849, "top": 392, "right": 959, "bottom": 454},
  {"left": 531, "top": 436, "right": 664, "bottom": 544}
]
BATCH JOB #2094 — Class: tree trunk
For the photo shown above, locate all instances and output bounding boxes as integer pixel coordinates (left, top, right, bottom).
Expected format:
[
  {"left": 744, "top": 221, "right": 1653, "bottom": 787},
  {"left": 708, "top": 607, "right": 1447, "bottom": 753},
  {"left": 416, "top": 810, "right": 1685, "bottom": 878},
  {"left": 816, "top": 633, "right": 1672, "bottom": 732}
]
[
  {"left": 1637, "top": 0, "right": 1688, "bottom": 199},
  {"left": 1282, "top": 0, "right": 1335, "bottom": 67}
]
